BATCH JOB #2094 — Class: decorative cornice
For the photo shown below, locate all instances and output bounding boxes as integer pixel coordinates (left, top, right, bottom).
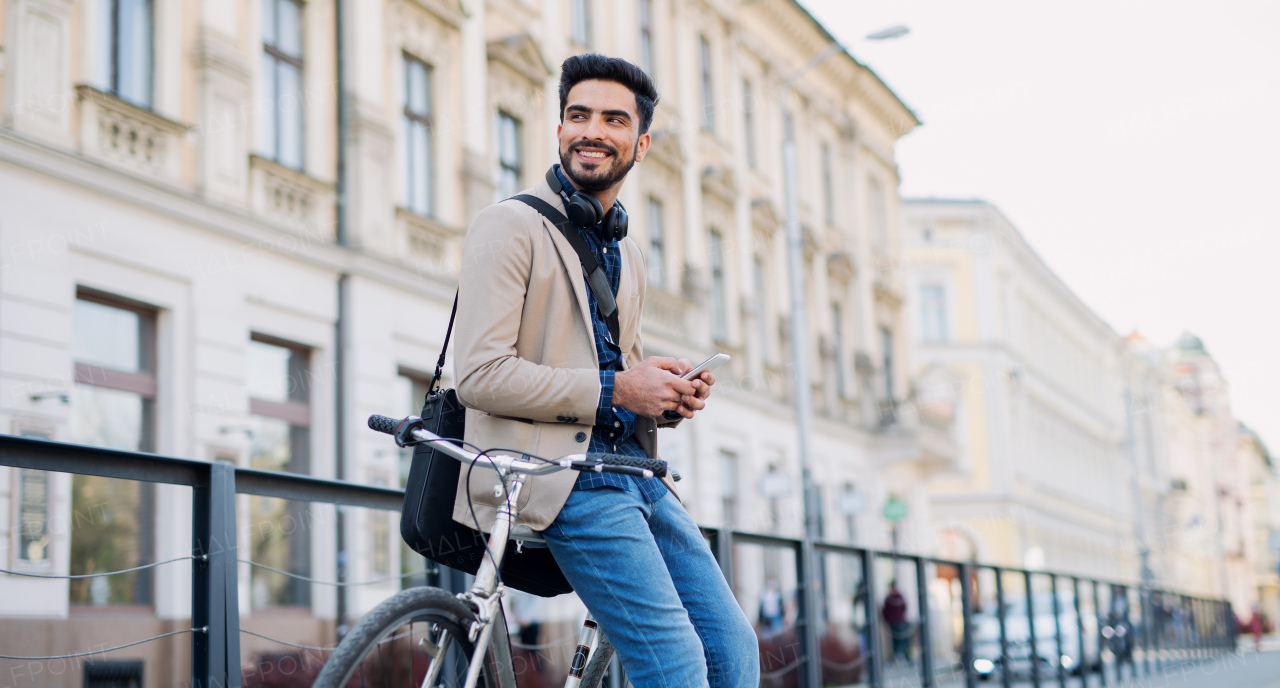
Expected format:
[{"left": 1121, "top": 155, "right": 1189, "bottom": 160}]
[
  {"left": 487, "top": 34, "right": 552, "bottom": 85},
  {"left": 404, "top": 0, "right": 468, "bottom": 29}
]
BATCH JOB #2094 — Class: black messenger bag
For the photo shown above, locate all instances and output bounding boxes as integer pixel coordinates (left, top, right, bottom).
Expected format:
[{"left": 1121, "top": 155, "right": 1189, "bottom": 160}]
[{"left": 399, "top": 294, "right": 574, "bottom": 598}]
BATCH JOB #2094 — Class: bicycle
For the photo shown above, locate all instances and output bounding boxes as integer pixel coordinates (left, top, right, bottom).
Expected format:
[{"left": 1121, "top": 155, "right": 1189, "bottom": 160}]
[{"left": 312, "top": 413, "right": 671, "bottom": 688}]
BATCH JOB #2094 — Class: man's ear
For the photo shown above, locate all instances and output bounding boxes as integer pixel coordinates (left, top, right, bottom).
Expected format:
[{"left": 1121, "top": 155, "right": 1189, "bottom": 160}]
[
  {"left": 556, "top": 123, "right": 562, "bottom": 139},
  {"left": 634, "top": 132, "right": 651, "bottom": 162}
]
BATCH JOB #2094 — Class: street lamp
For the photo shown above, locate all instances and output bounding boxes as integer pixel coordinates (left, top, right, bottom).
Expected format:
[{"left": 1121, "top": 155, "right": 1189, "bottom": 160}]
[{"left": 865, "top": 24, "right": 911, "bottom": 41}]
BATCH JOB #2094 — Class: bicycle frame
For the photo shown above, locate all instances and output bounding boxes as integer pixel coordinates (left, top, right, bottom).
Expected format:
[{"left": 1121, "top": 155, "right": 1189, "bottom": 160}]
[{"left": 404, "top": 429, "right": 611, "bottom": 688}]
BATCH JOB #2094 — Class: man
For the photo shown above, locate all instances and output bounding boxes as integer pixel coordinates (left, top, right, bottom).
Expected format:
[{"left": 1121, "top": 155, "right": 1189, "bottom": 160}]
[
  {"left": 452, "top": 54, "right": 759, "bottom": 688},
  {"left": 882, "top": 581, "right": 910, "bottom": 664}
]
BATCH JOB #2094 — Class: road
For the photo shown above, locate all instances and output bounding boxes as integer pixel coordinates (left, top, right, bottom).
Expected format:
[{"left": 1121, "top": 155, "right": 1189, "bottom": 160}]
[{"left": 871, "top": 647, "right": 1280, "bottom": 688}]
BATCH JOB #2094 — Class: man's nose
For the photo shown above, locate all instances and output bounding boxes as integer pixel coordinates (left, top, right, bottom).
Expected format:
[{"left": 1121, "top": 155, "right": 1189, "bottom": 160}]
[{"left": 581, "top": 115, "right": 607, "bottom": 141}]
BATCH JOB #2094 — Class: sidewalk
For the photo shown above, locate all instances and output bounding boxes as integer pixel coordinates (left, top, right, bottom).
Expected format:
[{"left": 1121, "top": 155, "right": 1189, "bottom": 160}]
[{"left": 876, "top": 646, "right": 1280, "bottom": 688}]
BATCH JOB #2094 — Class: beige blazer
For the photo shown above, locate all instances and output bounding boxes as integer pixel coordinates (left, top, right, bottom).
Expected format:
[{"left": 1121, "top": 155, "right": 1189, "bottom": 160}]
[{"left": 451, "top": 175, "right": 677, "bottom": 532}]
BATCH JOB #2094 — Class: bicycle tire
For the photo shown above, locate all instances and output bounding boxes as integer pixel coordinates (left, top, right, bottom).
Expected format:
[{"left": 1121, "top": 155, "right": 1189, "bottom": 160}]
[
  {"left": 313, "top": 586, "right": 500, "bottom": 688},
  {"left": 579, "top": 633, "right": 615, "bottom": 688}
]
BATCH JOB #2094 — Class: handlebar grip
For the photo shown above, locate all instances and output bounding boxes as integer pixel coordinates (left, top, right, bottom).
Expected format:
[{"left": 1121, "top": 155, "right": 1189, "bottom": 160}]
[
  {"left": 587, "top": 454, "right": 668, "bottom": 478},
  {"left": 368, "top": 414, "right": 400, "bottom": 435}
]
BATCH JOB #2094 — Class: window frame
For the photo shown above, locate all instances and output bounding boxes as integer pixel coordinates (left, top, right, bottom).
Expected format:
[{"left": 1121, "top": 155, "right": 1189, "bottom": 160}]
[
  {"left": 402, "top": 53, "right": 434, "bottom": 217},
  {"left": 69, "top": 289, "right": 159, "bottom": 608},
  {"left": 646, "top": 196, "right": 666, "bottom": 289},
  {"left": 742, "top": 78, "right": 756, "bottom": 169},
  {"left": 699, "top": 35, "right": 715, "bottom": 132},
  {"left": 708, "top": 229, "right": 728, "bottom": 343},
  {"left": 98, "top": 0, "right": 155, "bottom": 109},
  {"left": 919, "top": 284, "right": 949, "bottom": 343},
  {"left": 495, "top": 110, "right": 523, "bottom": 201},
  {"left": 821, "top": 142, "right": 835, "bottom": 227},
  {"left": 246, "top": 334, "right": 313, "bottom": 608},
  {"left": 570, "top": 0, "right": 592, "bottom": 47},
  {"left": 261, "top": 0, "right": 306, "bottom": 171},
  {"left": 638, "top": 0, "right": 654, "bottom": 75}
]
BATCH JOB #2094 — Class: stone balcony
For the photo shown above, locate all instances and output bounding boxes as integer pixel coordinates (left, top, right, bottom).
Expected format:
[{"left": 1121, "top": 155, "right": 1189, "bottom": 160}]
[
  {"left": 76, "top": 85, "right": 188, "bottom": 182},
  {"left": 396, "top": 208, "right": 464, "bottom": 279},
  {"left": 641, "top": 286, "right": 690, "bottom": 341},
  {"left": 249, "top": 155, "right": 335, "bottom": 240}
]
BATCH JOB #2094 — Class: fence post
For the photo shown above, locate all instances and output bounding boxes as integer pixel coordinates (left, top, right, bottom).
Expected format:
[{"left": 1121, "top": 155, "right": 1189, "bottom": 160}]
[
  {"left": 915, "top": 558, "right": 935, "bottom": 687},
  {"left": 191, "top": 462, "right": 241, "bottom": 688},
  {"left": 797, "top": 540, "right": 823, "bottom": 688},
  {"left": 863, "top": 552, "right": 884, "bottom": 688},
  {"left": 1025, "top": 571, "right": 1041, "bottom": 688},
  {"left": 1095, "top": 581, "right": 1108, "bottom": 687},
  {"left": 1072, "top": 578, "right": 1086, "bottom": 688},
  {"left": 1050, "top": 575, "right": 1066, "bottom": 688},
  {"left": 959, "top": 563, "right": 977, "bottom": 688},
  {"left": 995, "top": 569, "right": 1011, "bottom": 688}
]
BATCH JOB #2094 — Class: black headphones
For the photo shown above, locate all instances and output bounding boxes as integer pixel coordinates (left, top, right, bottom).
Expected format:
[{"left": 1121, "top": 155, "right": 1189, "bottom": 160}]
[{"left": 546, "top": 165, "right": 629, "bottom": 242}]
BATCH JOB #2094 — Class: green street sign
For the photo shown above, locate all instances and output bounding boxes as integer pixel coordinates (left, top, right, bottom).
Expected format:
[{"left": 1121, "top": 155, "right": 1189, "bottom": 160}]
[{"left": 883, "top": 496, "right": 908, "bottom": 522}]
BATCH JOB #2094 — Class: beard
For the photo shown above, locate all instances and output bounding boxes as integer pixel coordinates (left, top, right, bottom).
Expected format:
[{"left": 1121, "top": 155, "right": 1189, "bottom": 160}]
[{"left": 559, "top": 139, "right": 639, "bottom": 192}]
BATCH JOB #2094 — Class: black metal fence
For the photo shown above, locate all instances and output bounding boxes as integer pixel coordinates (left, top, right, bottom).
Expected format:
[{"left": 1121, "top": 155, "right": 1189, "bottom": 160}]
[{"left": 0, "top": 434, "right": 1237, "bottom": 688}]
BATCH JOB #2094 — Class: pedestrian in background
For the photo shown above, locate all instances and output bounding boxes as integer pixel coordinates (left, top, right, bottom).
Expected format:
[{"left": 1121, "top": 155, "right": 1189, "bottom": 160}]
[{"left": 882, "top": 581, "right": 911, "bottom": 664}]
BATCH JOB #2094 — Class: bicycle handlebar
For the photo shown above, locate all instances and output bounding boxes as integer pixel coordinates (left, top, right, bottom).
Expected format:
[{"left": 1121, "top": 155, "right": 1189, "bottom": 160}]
[{"left": 367, "top": 414, "right": 667, "bottom": 479}]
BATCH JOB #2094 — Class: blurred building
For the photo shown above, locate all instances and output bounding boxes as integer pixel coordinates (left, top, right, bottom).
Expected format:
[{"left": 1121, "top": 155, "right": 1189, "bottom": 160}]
[
  {"left": 902, "top": 199, "right": 1278, "bottom": 612},
  {"left": 0, "top": 0, "right": 953, "bottom": 684},
  {"left": 899, "top": 199, "right": 1138, "bottom": 578},
  {"left": 1240, "top": 424, "right": 1280, "bottom": 626}
]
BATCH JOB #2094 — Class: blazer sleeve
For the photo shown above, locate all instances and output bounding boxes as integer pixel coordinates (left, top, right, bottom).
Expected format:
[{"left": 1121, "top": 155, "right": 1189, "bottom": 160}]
[{"left": 453, "top": 202, "right": 601, "bottom": 423}]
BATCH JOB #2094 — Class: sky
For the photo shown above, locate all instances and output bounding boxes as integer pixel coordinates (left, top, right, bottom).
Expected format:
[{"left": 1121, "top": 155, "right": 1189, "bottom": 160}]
[{"left": 801, "top": 0, "right": 1280, "bottom": 452}]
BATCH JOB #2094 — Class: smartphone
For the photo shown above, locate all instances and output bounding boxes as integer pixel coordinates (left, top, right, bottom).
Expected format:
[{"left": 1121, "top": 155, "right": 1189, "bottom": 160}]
[{"left": 681, "top": 353, "right": 731, "bottom": 380}]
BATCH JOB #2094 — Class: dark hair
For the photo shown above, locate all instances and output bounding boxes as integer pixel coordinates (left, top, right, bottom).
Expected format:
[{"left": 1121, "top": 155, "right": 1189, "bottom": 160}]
[{"left": 558, "top": 54, "right": 660, "bottom": 135}]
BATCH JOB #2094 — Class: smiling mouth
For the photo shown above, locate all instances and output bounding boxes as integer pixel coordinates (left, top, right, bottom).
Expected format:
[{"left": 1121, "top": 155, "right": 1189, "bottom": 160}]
[{"left": 574, "top": 148, "right": 611, "bottom": 162}]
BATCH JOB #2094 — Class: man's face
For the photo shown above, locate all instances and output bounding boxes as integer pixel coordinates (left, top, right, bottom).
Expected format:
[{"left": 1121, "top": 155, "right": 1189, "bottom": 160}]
[{"left": 558, "top": 79, "right": 651, "bottom": 193}]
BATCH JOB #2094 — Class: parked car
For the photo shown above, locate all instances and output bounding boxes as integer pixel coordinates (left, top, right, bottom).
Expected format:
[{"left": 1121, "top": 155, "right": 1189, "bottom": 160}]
[{"left": 969, "top": 592, "right": 1099, "bottom": 681}]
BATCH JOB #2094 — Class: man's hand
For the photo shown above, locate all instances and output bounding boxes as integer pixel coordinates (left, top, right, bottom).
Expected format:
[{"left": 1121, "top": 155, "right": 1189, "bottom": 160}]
[
  {"left": 613, "top": 357, "right": 697, "bottom": 418},
  {"left": 675, "top": 355, "right": 716, "bottom": 414}
]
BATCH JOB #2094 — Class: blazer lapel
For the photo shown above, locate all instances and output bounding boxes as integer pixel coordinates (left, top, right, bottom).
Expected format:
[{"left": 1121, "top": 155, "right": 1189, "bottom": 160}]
[{"left": 530, "top": 179, "right": 596, "bottom": 341}]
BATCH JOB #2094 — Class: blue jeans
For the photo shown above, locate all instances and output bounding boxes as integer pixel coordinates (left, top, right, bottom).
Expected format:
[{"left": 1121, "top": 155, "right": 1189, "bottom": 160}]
[{"left": 542, "top": 479, "right": 760, "bottom": 688}]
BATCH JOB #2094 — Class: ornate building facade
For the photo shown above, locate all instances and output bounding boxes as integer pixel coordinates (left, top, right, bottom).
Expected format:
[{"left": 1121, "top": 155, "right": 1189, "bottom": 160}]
[{"left": 0, "top": 0, "right": 951, "bottom": 684}]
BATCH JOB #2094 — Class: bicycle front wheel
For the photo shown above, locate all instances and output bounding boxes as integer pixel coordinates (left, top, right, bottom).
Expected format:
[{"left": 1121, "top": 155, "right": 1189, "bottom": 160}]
[{"left": 313, "top": 587, "right": 503, "bottom": 688}]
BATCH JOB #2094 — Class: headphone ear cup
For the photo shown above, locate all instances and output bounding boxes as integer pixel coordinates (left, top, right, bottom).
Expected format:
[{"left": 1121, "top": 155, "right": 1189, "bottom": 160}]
[
  {"left": 567, "top": 193, "right": 604, "bottom": 227},
  {"left": 604, "top": 203, "right": 628, "bottom": 242}
]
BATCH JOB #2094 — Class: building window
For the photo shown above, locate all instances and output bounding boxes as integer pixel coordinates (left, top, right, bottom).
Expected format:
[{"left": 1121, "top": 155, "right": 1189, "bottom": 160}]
[
  {"left": 831, "top": 302, "right": 846, "bottom": 398},
  {"left": 496, "top": 112, "right": 522, "bottom": 201},
  {"left": 699, "top": 35, "right": 714, "bottom": 132},
  {"left": 638, "top": 0, "right": 654, "bottom": 75},
  {"left": 880, "top": 326, "right": 895, "bottom": 402},
  {"left": 719, "top": 449, "right": 738, "bottom": 528},
  {"left": 95, "top": 0, "right": 154, "bottom": 107},
  {"left": 708, "top": 229, "right": 728, "bottom": 342},
  {"left": 247, "top": 336, "right": 312, "bottom": 608},
  {"left": 868, "top": 175, "right": 888, "bottom": 249},
  {"left": 570, "top": 0, "right": 591, "bottom": 46},
  {"left": 260, "top": 0, "right": 305, "bottom": 170},
  {"left": 647, "top": 197, "right": 666, "bottom": 289},
  {"left": 821, "top": 143, "right": 835, "bottom": 227},
  {"left": 920, "top": 284, "right": 948, "bottom": 343},
  {"left": 743, "top": 79, "right": 757, "bottom": 169},
  {"left": 69, "top": 291, "right": 158, "bottom": 607},
  {"left": 753, "top": 256, "right": 769, "bottom": 362},
  {"left": 403, "top": 55, "right": 433, "bottom": 216},
  {"left": 14, "top": 424, "right": 54, "bottom": 571}
]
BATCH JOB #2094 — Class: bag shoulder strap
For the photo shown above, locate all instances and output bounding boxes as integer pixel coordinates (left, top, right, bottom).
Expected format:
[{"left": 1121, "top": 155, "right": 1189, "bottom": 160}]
[
  {"left": 510, "top": 194, "right": 620, "bottom": 343},
  {"left": 429, "top": 291, "right": 458, "bottom": 393}
]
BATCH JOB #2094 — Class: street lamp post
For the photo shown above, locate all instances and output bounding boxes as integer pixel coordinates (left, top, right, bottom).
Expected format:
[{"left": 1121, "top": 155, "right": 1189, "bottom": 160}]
[{"left": 780, "top": 41, "right": 846, "bottom": 688}]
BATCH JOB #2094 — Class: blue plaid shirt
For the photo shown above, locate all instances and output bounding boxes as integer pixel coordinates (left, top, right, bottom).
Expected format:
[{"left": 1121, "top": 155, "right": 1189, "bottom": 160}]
[{"left": 555, "top": 168, "right": 667, "bottom": 502}]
